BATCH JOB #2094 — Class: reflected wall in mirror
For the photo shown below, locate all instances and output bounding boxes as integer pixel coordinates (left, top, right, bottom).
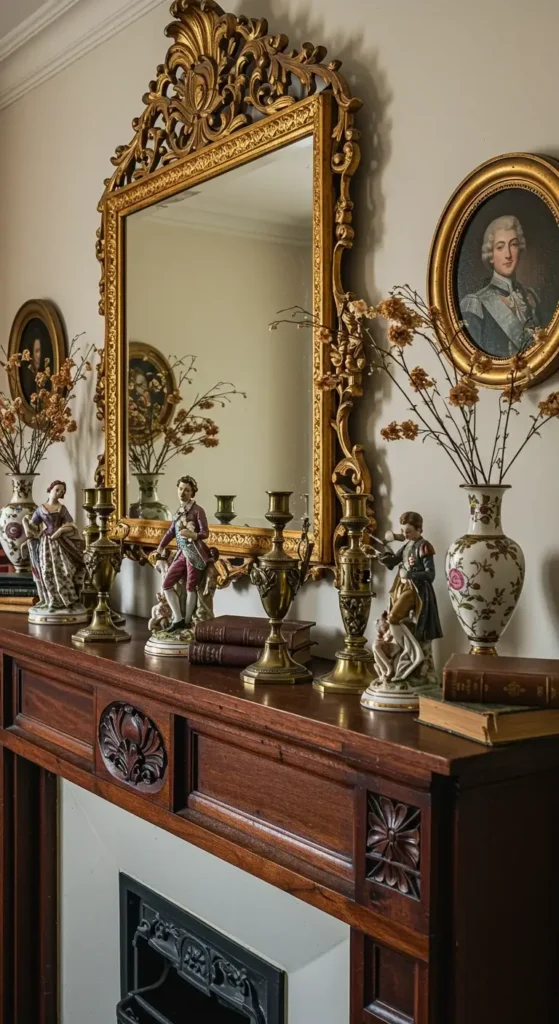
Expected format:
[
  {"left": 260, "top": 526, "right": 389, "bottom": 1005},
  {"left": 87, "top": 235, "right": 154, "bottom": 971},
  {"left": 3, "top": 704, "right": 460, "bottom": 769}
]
[
  {"left": 98, "top": 0, "right": 373, "bottom": 572},
  {"left": 125, "top": 140, "right": 313, "bottom": 531}
]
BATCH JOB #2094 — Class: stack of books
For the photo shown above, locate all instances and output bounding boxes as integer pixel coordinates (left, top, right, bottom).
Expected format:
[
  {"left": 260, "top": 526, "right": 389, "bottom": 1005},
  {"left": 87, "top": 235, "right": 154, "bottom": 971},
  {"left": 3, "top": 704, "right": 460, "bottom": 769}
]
[
  {"left": 418, "top": 654, "right": 559, "bottom": 746},
  {"left": 0, "top": 571, "right": 38, "bottom": 614},
  {"left": 187, "top": 615, "right": 315, "bottom": 668}
]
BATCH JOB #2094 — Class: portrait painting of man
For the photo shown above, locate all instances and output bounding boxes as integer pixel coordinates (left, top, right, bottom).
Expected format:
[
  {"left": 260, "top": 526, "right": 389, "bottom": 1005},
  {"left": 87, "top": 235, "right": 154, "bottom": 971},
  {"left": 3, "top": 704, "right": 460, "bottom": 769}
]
[
  {"left": 19, "top": 317, "right": 55, "bottom": 405},
  {"left": 456, "top": 187, "right": 559, "bottom": 360}
]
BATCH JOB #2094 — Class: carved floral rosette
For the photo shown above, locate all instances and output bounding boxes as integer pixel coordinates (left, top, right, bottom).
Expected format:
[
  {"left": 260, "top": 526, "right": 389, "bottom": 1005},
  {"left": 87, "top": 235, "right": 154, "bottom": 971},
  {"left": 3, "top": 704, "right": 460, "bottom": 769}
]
[
  {"left": 366, "top": 792, "right": 421, "bottom": 900},
  {"left": 98, "top": 702, "right": 167, "bottom": 793},
  {"left": 445, "top": 486, "right": 525, "bottom": 654}
]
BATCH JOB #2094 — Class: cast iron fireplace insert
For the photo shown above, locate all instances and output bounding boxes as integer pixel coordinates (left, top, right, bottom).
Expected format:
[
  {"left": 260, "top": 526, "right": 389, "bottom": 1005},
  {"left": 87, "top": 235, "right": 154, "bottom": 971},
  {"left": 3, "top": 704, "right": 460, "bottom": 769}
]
[{"left": 117, "top": 874, "right": 286, "bottom": 1023}]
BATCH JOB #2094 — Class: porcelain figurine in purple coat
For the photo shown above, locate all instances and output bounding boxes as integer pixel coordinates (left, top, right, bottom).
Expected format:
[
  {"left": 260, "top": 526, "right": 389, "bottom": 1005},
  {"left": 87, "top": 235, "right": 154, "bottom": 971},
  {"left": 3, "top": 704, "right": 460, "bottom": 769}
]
[
  {"left": 23, "top": 480, "right": 88, "bottom": 624},
  {"left": 145, "top": 476, "right": 218, "bottom": 656}
]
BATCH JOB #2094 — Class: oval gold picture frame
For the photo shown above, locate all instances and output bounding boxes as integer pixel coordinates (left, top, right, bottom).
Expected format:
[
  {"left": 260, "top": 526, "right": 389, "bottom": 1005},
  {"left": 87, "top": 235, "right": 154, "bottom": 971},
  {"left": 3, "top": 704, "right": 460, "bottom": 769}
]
[
  {"left": 428, "top": 153, "right": 559, "bottom": 388},
  {"left": 128, "top": 341, "right": 177, "bottom": 445},
  {"left": 7, "top": 299, "right": 67, "bottom": 425}
]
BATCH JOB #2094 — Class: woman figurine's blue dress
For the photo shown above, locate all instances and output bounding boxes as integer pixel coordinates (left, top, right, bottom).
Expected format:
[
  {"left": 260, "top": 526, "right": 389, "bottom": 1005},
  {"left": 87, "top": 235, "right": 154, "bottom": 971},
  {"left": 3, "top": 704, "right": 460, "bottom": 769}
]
[{"left": 23, "top": 480, "right": 88, "bottom": 624}]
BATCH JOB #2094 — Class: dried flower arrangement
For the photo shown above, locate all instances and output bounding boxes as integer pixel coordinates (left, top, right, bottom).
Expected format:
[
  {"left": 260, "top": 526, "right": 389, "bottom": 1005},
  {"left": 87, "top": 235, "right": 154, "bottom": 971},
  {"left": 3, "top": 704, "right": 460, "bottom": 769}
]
[
  {"left": 0, "top": 334, "right": 94, "bottom": 474},
  {"left": 128, "top": 353, "right": 245, "bottom": 475},
  {"left": 271, "top": 287, "right": 559, "bottom": 486}
]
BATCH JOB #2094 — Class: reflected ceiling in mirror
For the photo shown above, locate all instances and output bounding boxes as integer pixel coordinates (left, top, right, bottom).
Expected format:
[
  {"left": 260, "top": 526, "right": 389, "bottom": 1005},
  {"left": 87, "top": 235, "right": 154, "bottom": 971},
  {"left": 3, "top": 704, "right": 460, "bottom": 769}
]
[{"left": 125, "top": 138, "right": 313, "bottom": 532}]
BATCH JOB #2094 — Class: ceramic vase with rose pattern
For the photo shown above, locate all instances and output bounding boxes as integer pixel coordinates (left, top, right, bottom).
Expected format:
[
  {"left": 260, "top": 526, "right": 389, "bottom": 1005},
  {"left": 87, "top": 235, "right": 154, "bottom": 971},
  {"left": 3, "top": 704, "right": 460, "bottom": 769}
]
[{"left": 445, "top": 485, "right": 524, "bottom": 654}]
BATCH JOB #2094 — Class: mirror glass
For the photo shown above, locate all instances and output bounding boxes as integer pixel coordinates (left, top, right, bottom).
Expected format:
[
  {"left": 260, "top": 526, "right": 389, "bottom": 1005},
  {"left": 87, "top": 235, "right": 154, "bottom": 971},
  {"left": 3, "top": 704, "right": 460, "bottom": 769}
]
[{"left": 124, "top": 138, "right": 314, "bottom": 531}]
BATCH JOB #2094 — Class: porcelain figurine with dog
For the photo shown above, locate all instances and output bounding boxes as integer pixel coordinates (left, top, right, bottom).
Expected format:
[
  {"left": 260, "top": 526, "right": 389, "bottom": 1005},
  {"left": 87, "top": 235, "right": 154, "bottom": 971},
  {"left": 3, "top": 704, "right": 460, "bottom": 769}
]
[
  {"left": 361, "top": 510, "right": 442, "bottom": 711},
  {"left": 145, "top": 476, "right": 218, "bottom": 656}
]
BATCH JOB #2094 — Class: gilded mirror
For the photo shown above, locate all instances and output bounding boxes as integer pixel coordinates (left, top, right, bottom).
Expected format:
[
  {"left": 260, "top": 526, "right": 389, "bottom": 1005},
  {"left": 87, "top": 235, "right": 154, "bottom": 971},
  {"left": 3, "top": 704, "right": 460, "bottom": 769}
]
[{"left": 98, "top": 0, "right": 372, "bottom": 575}]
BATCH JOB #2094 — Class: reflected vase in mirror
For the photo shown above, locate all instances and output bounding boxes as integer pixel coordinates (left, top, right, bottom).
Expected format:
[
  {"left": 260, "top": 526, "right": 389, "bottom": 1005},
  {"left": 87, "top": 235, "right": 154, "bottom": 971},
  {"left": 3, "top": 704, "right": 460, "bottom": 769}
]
[
  {"left": 129, "top": 472, "right": 171, "bottom": 521},
  {"left": 241, "top": 491, "right": 313, "bottom": 685},
  {"left": 214, "top": 495, "right": 236, "bottom": 525}
]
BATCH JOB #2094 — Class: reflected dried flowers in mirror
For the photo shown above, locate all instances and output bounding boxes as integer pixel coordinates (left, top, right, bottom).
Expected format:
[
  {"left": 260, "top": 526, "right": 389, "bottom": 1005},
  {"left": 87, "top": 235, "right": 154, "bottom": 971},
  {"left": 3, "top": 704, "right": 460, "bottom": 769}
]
[{"left": 128, "top": 353, "right": 246, "bottom": 476}]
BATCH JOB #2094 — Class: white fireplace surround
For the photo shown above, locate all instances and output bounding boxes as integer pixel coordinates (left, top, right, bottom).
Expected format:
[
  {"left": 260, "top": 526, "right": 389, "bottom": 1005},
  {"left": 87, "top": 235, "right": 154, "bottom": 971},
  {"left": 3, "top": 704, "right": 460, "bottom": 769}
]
[{"left": 61, "top": 780, "right": 350, "bottom": 1023}]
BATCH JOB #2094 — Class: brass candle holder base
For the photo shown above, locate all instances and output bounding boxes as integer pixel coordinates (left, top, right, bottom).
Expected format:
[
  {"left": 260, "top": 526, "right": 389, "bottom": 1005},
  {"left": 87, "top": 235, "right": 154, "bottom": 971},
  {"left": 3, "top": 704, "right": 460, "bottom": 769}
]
[
  {"left": 314, "top": 651, "right": 376, "bottom": 694},
  {"left": 315, "top": 492, "right": 374, "bottom": 696},
  {"left": 72, "top": 487, "right": 130, "bottom": 645},
  {"left": 72, "top": 602, "right": 131, "bottom": 645},
  {"left": 243, "top": 491, "right": 313, "bottom": 686},
  {"left": 241, "top": 621, "right": 312, "bottom": 685}
]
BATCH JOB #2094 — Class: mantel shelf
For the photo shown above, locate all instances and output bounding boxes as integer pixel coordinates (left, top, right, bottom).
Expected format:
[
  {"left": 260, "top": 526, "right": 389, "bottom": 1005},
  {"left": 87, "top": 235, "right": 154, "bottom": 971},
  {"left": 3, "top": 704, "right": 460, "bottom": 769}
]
[
  {"left": 0, "top": 611, "right": 557, "bottom": 1024},
  {"left": 0, "top": 613, "right": 548, "bottom": 785}
]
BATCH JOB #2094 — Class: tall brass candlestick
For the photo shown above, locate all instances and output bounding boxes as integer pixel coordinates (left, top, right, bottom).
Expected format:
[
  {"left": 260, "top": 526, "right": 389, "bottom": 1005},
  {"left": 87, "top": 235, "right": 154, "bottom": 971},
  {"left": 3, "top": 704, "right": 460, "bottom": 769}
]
[
  {"left": 81, "top": 487, "right": 99, "bottom": 615},
  {"left": 315, "top": 492, "right": 375, "bottom": 693},
  {"left": 241, "top": 491, "right": 313, "bottom": 685},
  {"left": 82, "top": 487, "right": 126, "bottom": 625},
  {"left": 73, "top": 487, "right": 130, "bottom": 644}
]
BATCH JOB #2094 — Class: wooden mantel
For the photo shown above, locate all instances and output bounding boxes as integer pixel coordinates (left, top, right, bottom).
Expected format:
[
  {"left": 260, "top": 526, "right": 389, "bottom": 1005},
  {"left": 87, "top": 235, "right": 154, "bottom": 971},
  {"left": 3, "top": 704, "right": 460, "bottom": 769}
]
[{"left": 0, "top": 613, "right": 557, "bottom": 1023}]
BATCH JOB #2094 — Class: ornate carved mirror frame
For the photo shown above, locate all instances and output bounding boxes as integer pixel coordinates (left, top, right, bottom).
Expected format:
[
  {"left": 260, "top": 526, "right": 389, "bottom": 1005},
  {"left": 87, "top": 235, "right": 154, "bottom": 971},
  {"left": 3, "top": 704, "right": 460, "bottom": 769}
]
[{"left": 97, "top": 0, "right": 372, "bottom": 576}]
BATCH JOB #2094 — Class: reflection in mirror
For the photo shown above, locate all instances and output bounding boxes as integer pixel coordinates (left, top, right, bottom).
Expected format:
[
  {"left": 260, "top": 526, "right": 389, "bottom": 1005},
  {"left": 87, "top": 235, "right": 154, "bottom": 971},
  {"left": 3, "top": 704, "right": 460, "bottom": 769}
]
[{"left": 125, "top": 138, "right": 313, "bottom": 531}]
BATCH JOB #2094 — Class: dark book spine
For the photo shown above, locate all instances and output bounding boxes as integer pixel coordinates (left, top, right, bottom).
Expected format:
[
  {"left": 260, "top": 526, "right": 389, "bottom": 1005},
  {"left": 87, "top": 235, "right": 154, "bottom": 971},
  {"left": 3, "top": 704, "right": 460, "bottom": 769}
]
[
  {"left": 193, "top": 624, "right": 270, "bottom": 647},
  {"left": 442, "top": 668, "right": 559, "bottom": 708},
  {"left": 187, "top": 643, "right": 263, "bottom": 667}
]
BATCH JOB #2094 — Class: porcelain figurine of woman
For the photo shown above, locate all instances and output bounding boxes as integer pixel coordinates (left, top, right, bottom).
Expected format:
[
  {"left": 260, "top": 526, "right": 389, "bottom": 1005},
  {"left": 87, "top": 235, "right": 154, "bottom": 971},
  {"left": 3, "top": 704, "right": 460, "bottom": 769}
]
[
  {"left": 145, "top": 476, "right": 218, "bottom": 655},
  {"left": 23, "top": 480, "right": 88, "bottom": 624},
  {"left": 361, "top": 511, "right": 442, "bottom": 711}
]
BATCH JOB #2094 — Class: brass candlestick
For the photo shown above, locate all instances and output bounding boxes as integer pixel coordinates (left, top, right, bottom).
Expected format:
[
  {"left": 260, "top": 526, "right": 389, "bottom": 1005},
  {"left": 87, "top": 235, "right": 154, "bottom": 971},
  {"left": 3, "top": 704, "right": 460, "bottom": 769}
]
[
  {"left": 72, "top": 487, "right": 130, "bottom": 644},
  {"left": 241, "top": 491, "right": 313, "bottom": 685},
  {"left": 315, "top": 493, "right": 375, "bottom": 693},
  {"left": 82, "top": 487, "right": 126, "bottom": 626},
  {"left": 214, "top": 494, "right": 236, "bottom": 525},
  {"left": 81, "top": 487, "right": 99, "bottom": 615}
]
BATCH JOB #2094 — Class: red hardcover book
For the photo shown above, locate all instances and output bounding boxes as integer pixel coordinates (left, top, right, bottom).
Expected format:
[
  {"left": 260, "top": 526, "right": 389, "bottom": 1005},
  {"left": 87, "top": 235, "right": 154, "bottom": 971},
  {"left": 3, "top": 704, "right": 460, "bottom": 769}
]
[
  {"left": 187, "top": 641, "right": 312, "bottom": 667},
  {"left": 443, "top": 653, "right": 559, "bottom": 708},
  {"left": 193, "top": 615, "right": 314, "bottom": 651}
]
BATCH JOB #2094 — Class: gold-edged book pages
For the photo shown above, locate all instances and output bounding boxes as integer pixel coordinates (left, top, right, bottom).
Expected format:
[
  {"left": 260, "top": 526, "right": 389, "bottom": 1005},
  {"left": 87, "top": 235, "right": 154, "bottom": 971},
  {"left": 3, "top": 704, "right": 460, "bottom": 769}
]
[{"left": 418, "top": 691, "right": 559, "bottom": 746}]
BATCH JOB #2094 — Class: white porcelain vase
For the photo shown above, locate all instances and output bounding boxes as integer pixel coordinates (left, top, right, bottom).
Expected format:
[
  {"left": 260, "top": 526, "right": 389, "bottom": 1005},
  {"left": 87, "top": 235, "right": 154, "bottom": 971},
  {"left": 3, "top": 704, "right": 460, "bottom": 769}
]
[
  {"left": 445, "top": 486, "right": 524, "bottom": 654},
  {"left": 0, "top": 474, "right": 38, "bottom": 573},
  {"left": 129, "top": 473, "right": 171, "bottom": 520}
]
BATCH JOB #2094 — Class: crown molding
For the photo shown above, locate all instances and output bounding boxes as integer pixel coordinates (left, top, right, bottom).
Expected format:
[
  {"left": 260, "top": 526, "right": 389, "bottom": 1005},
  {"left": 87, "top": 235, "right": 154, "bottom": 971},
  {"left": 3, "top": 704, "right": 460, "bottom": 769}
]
[
  {"left": 147, "top": 206, "right": 312, "bottom": 246},
  {"left": 0, "top": 0, "right": 81, "bottom": 63},
  {"left": 0, "top": 0, "right": 164, "bottom": 111}
]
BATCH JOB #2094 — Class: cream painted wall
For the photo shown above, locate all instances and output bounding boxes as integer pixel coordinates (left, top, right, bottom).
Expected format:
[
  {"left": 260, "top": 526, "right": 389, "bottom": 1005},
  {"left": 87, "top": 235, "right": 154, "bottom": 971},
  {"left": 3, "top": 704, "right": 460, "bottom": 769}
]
[
  {"left": 125, "top": 215, "right": 313, "bottom": 525},
  {"left": 2, "top": 0, "right": 559, "bottom": 659},
  {"left": 2, "top": 0, "right": 558, "bottom": 661},
  {"left": 0, "top": 1, "right": 557, "bottom": 1019}
]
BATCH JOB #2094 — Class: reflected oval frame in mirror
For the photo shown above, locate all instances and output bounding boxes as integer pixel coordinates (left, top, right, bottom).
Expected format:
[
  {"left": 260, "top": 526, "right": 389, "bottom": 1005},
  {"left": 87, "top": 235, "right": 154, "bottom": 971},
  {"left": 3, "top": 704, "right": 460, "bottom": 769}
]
[{"left": 97, "top": 0, "right": 374, "bottom": 582}]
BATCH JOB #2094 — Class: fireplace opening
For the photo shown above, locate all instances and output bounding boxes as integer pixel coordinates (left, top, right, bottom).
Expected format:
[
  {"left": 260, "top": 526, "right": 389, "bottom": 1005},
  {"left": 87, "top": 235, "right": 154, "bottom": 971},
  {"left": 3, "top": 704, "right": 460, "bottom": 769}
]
[{"left": 117, "top": 874, "right": 286, "bottom": 1024}]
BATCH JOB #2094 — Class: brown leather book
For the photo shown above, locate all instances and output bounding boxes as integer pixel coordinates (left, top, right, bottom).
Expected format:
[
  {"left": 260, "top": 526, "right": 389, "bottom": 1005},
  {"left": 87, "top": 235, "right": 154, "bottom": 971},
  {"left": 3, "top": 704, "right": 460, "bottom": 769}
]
[
  {"left": 443, "top": 653, "right": 559, "bottom": 708},
  {"left": 418, "top": 691, "right": 559, "bottom": 746},
  {"left": 187, "top": 641, "right": 311, "bottom": 667},
  {"left": 193, "top": 615, "right": 314, "bottom": 650}
]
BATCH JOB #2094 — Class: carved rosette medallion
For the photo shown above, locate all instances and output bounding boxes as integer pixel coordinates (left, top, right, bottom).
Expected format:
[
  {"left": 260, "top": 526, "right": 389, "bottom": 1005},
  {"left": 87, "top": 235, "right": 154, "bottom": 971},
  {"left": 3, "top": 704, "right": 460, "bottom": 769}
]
[
  {"left": 366, "top": 793, "right": 421, "bottom": 900},
  {"left": 98, "top": 702, "right": 167, "bottom": 793}
]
